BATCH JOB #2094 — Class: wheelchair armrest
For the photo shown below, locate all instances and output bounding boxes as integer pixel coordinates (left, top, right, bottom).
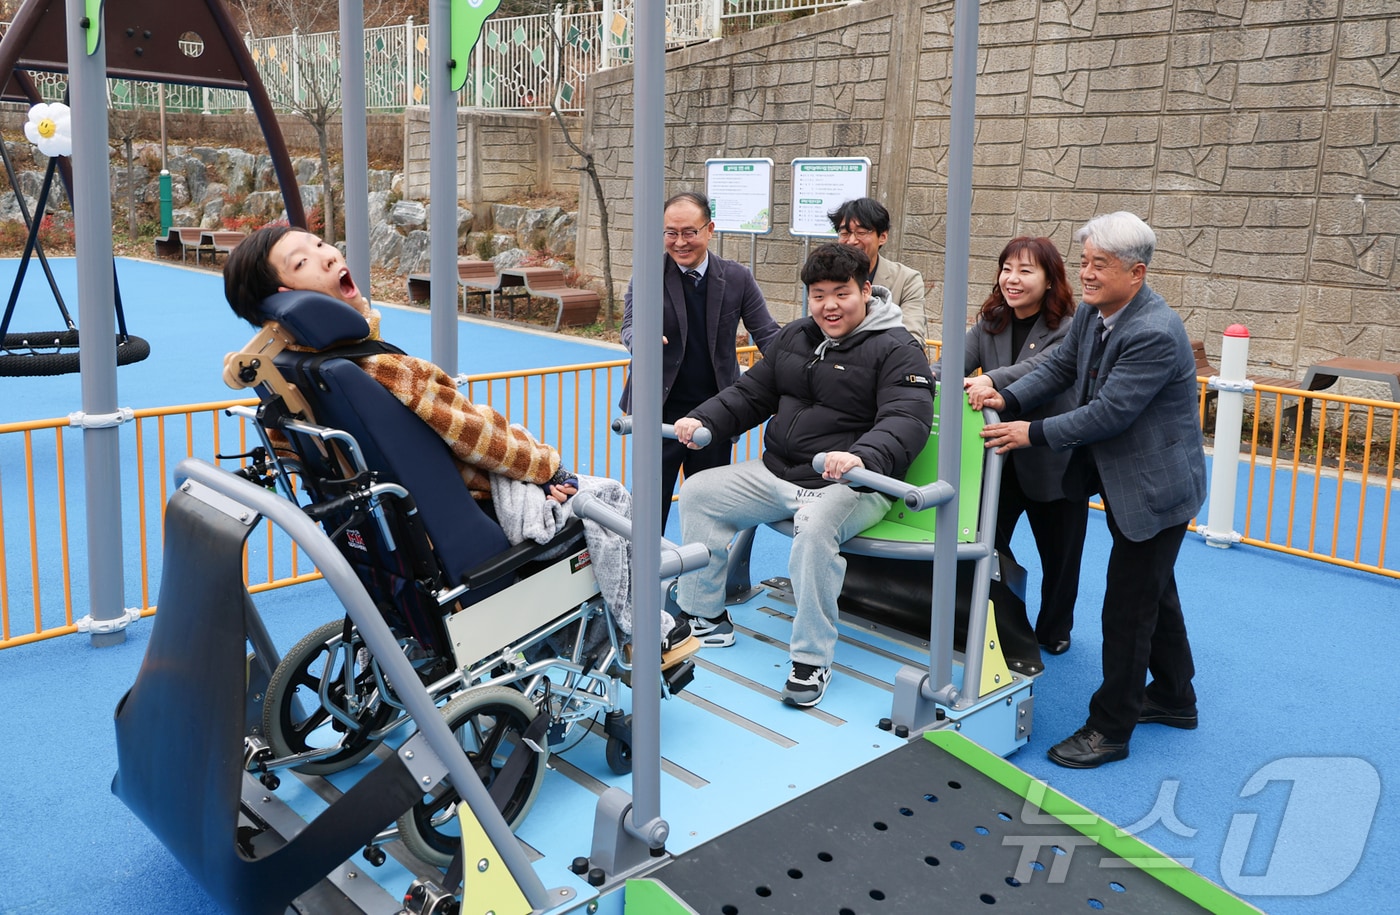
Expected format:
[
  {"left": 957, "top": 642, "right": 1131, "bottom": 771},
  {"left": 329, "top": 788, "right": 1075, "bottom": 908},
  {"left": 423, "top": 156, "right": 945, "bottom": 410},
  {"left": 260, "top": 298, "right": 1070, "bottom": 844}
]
[{"left": 460, "top": 516, "right": 588, "bottom": 591}]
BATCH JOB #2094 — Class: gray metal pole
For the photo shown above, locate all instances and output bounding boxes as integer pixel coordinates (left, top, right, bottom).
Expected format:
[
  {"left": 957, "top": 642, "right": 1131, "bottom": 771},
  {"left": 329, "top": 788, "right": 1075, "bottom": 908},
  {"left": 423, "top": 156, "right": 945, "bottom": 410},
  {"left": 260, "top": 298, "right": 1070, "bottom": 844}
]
[
  {"left": 928, "top": 0, "right": 979, "bottom": 701},
  {"left": 339, "top": 0, "right": 372, "bottom": 300},
  {"left": 429, "top": 0, "right": 458, "bottom": 373},
  {"left": 66, "top": 0, "right": 126, "bottom": 647},
  {"left": 628, "top": 0, "right": 666, "bottom": 848},
  {"left": 176, "top": 459, "right": 550, "bottom": 907}
]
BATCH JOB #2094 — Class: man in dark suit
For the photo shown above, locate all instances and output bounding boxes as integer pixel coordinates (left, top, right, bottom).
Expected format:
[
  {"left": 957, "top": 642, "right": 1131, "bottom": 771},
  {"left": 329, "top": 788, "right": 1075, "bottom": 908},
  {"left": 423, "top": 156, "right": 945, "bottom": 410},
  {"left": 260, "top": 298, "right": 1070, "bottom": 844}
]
[
  {"left": 620, "top": 191, "right": 781, "bottom": 528},
  {"left": 969, "top": 212, "right": 1206, "bottom": 769}
]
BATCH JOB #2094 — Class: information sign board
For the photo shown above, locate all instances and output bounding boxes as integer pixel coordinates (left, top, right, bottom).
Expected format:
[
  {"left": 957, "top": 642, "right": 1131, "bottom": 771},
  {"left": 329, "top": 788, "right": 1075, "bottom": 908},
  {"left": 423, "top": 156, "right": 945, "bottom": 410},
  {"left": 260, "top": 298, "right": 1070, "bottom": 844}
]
[
  {"left": 789, "top": 157, "right": 871, "bottom": 237},
  {"left": 705, "top": 158, "right": 774, "bottom": 234}
]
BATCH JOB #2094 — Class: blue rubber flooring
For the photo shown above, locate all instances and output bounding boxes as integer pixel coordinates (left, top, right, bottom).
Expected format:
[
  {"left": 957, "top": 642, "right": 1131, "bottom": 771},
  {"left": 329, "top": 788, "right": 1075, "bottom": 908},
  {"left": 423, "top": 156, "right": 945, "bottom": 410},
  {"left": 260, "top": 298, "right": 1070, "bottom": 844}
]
[{"left": 1, "top": 259, "right": 1396, "bottom": 915}]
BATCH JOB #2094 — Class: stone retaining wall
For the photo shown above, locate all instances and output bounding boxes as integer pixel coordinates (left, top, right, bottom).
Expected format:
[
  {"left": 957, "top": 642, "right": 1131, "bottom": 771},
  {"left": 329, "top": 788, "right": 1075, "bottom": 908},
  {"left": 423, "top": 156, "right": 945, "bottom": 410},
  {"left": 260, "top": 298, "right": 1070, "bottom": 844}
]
[
  {"left": 402, "top": 108, "right": 581, "bottom": 207},
  {"left": 577, "top": 0, "right": 1400, "bottom": 387}
]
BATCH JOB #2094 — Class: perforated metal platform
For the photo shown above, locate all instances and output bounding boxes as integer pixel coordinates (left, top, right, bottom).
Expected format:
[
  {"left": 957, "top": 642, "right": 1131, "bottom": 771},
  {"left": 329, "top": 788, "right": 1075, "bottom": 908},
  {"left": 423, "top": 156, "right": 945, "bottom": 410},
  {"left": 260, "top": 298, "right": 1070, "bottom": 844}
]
[{"left": 625, "top": 732, "right": 1258, "bottom": 915}]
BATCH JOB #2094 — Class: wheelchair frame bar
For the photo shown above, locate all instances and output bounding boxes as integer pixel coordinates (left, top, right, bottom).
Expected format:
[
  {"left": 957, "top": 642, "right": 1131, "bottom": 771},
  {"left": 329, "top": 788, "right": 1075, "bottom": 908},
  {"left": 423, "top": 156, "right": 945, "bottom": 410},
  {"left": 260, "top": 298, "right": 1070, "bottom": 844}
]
[{"left": 173, "top": 456, "right": 550, "bottom": 909}]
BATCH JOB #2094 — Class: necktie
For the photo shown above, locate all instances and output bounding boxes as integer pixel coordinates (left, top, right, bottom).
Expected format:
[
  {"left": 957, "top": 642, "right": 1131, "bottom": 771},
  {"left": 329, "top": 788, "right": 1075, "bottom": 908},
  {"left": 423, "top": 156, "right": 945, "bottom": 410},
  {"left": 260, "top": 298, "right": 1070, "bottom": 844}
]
[
  {"left": 1084, "top": 315, "right": 1107, "bottom": 404},
  {"left": 685, "top": 269, "right": 701, "bottom": 287}
]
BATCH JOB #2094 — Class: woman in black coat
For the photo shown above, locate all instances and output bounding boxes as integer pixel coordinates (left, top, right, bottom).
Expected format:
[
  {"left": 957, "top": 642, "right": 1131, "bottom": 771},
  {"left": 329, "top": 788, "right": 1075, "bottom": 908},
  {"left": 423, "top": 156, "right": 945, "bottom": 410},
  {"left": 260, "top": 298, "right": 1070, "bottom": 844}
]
[{"left": 963, "top": 237, "right": 1086, "bottom": 655}]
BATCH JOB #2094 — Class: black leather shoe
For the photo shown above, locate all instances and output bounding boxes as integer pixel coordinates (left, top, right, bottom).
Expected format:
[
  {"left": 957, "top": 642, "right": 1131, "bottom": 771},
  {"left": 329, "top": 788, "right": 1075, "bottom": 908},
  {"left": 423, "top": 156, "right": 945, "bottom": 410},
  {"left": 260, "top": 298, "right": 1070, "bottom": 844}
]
[
  {"left": 1139, "top": 700, "right": 1198, "bottom": 730},
  {"left": 1047, "top": 727, "right": 1129, "bottom": 769},
  {"left": 1040, "top": 637, "right": 1071, "bottom": 656}
]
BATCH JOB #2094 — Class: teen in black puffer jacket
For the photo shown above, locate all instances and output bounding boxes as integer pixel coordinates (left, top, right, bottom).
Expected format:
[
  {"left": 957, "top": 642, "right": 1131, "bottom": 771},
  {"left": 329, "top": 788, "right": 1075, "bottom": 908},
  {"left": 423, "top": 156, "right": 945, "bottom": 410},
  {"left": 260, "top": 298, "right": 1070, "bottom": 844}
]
[{"left": 688, "top": 283, "right": 933, "bottom": 488}]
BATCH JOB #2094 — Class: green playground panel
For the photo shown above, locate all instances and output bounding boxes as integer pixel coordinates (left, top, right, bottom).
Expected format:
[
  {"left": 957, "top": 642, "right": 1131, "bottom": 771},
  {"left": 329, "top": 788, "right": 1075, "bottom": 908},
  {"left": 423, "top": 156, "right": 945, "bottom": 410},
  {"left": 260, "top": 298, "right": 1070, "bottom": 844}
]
[
  {"left": 924, "top": 730, "right": 1262, "bottom": 915},
  {"left": 623, "top": 731, "right": 1261, "bottom": 915},
  {"left": 857, "top": 388, "right": 985, "bottom": 544}
]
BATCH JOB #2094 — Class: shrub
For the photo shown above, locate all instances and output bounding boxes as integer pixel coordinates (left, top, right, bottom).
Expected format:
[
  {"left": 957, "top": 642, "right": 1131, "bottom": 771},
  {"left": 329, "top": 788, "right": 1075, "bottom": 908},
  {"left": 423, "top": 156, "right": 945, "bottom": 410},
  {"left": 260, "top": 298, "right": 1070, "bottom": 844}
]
[{"left": 0, "top": 215, "right": 75, "bottom": 254}]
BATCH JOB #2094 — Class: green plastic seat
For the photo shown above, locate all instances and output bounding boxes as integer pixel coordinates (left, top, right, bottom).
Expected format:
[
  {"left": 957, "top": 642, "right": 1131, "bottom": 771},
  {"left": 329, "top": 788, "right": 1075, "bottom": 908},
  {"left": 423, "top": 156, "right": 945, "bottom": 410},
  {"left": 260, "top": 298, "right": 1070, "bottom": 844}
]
[{"left": 854, "top": 389, "right": 986, "bottom": 545}]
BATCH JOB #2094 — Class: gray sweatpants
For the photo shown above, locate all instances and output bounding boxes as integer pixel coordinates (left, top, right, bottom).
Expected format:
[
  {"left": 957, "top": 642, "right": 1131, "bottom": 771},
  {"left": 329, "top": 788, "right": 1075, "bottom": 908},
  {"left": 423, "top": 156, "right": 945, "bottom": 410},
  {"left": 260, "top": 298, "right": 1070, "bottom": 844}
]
[{"left": 676, "top": 459, "right": 892, "bottom": 668}]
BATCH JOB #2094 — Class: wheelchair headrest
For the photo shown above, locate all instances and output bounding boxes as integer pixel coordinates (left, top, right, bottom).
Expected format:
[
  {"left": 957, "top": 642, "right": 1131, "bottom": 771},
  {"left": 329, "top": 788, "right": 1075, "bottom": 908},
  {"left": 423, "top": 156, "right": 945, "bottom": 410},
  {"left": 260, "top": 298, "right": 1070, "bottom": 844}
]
[{"left": 255, "top": 290, "right": 371, "bottom": 349}]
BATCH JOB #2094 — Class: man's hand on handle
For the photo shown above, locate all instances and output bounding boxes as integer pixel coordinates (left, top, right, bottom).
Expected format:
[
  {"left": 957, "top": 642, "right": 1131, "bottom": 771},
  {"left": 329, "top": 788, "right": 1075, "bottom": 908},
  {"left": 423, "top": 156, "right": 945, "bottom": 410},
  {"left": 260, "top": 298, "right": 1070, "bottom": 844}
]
[
  {"left": 673, "top": 416, "right": 704, "bottom": 449},
  {"left": 821, "top": 450, "right": 865, "bottom": 481}
]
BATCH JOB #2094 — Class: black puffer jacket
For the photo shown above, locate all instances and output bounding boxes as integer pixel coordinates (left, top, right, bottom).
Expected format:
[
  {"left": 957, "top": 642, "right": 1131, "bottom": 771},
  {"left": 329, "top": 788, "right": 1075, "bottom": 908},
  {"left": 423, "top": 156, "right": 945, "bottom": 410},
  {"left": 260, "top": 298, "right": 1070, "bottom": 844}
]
[{"left": 690, "top": 287, "right": 934, "bottom": 488}]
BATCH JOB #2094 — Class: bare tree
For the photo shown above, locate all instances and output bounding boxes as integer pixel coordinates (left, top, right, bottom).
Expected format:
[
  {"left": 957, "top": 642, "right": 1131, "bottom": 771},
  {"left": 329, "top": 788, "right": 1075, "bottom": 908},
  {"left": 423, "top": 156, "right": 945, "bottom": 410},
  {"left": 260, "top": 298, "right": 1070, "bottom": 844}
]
[
  {"left": 235, "top": 0, "right": 411, "bottom": 244},
  {"left": 107, "top": 100, "right": 147, "bottom": 241},
  {"left": 550, "top": 99, "right": 617, "bottom": 328}
]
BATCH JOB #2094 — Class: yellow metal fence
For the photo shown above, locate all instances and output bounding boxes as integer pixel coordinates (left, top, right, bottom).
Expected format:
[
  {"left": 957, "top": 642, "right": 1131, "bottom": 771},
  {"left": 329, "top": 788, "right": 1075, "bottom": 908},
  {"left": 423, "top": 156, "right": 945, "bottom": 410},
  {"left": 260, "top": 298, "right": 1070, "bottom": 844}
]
[{"left": 2, "top": 358, "right": 1395, "bottom": 649}]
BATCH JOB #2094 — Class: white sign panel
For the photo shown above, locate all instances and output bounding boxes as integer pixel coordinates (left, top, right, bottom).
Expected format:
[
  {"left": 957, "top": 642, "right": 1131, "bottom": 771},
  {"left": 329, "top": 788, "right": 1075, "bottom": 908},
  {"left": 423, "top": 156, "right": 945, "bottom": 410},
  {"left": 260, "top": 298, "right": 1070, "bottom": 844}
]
[
  {"left": 789, "top": 157, "right": 871, "bottom": 237},
  {"left": 705, "top": 158, "right": 774, "bottom": 234}
]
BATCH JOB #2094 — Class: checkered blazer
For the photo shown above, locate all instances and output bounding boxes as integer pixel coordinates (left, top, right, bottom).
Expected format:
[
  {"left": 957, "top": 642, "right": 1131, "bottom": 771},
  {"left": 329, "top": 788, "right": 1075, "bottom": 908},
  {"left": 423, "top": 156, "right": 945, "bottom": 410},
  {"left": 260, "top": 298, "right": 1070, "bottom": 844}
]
[{"left": 1002, "top": 284, "right": 1207, "bottom": 542}]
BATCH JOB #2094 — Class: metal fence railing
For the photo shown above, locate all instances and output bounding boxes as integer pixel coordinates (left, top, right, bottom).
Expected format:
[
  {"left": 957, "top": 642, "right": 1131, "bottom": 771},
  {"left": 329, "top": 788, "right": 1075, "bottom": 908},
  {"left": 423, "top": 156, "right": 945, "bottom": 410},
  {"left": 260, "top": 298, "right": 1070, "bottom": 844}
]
[
  {"left": 4, "top": 354, "right": 1396, "bottom": 651},
  {"left": 0, "top": 1, "right": 850, "bottom": 117},
  {"left": 0, "top": 356, "right": 764, "bottom": 649}
]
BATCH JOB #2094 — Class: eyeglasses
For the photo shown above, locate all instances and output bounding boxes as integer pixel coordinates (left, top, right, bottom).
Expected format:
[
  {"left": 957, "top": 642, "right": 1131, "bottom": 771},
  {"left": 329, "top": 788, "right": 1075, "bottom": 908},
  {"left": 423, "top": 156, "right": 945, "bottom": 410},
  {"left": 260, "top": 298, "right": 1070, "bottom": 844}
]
[
  {"left": 663, "top": 226, "right": 708, "bottom": 241},
  {"left": 836, "top": 226, "right": 876, "bottom": 240}
]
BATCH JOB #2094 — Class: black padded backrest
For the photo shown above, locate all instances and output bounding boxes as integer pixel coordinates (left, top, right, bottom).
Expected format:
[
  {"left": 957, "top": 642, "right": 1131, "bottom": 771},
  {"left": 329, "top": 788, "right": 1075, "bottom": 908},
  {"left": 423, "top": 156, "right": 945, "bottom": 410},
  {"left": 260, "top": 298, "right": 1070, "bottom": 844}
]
[
  {"left": 257, "top": 289, "right": 371, "bottom": 349},
  {"left": 274, "top": 350, "right": 512, "bottom": 596},
  {"left": 254, "top": 290, "right": 511, "bottom": 602}
]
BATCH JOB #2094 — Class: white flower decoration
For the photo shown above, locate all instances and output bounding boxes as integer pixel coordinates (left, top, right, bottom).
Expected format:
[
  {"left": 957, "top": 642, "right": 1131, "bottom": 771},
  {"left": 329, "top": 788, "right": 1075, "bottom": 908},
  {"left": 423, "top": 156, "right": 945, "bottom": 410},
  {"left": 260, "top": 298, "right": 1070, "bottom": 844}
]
[{"left": 24, "top": 102, "right": 72, "bottom": 158}]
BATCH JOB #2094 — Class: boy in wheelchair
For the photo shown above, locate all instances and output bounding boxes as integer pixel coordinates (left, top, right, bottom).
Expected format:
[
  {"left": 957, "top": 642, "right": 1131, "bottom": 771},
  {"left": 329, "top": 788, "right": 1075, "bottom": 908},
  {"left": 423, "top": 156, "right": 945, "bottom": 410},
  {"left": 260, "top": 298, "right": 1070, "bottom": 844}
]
[
  {"left": 220, "top": 227, "right": 699, "bottom": 864},
  {"left": 224, "top": 226, "right": 579, "bottom": 502},
  {"left": 223, "top": 226, "right": 694, "bottom": 656}
]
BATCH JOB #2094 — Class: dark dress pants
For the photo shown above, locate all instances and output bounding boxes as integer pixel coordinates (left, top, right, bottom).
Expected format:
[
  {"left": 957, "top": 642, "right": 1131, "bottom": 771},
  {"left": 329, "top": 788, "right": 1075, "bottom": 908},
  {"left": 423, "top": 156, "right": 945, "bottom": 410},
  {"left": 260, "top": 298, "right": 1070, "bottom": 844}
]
[
  {"left": 994, "top": 457, "right": 1088, "bottom": 645},
  {"left": 660, "top": 399, "right": 732, "bottom": 529},
  {"left": 1087, "top": 499, "right": 1197, "bottom": 742}
]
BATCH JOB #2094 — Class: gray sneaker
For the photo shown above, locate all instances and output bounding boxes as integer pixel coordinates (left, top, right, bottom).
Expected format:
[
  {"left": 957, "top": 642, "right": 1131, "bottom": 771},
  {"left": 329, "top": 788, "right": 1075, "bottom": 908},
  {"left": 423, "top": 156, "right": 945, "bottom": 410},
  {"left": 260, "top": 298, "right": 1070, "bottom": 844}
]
[
  {"left": 782, "top": 662, "right": 831, "bottom": 707},
  {"left": 678, "top": 610, "right": 735, "bottom": 647}
]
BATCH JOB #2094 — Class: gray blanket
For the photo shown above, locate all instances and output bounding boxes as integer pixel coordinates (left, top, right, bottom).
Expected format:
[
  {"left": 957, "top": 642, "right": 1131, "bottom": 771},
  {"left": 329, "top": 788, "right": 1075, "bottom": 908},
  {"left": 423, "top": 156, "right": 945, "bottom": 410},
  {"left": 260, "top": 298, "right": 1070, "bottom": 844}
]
[{"left": 489, "top": 472, "right": 674, "bottom": 641}]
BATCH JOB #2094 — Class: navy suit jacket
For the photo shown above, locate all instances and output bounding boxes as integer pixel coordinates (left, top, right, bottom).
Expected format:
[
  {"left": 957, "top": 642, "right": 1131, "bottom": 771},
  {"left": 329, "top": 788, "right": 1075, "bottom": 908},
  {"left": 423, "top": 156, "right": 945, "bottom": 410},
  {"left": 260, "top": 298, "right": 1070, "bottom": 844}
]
[
  {"left": 1002, "top": 284, "right": 1206, "bottom": 542},
  {"left": 618, "top": 253, "right": 780, "bottom": 413}
]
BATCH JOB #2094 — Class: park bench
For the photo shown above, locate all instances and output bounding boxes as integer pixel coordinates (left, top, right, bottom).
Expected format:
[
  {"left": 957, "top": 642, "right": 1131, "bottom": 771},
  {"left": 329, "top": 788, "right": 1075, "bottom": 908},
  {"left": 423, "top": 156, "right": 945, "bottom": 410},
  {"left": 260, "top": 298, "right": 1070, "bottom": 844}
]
[
  {"left": 196, "top": 231, "right": 247, "bottom": 265},
  {"left": 152, "top": 227, "right": 205, "bottom": 262},
  {"left": 496, "top": 266, "right": 601, "bottom": 331},
  {"left": 1191, "top": 338, "right": 1302, "bottom": 428},
  {"left": 405, "top": 259, "right": 502, "bottom": 312}
]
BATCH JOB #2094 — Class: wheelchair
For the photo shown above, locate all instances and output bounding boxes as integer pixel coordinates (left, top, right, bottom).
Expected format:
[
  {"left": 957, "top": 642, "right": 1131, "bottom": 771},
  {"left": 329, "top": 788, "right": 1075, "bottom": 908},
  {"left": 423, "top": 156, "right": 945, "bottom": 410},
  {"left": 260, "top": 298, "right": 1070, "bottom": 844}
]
[{"left": 219, "top": 289, "right": 698, "bottom": 867}]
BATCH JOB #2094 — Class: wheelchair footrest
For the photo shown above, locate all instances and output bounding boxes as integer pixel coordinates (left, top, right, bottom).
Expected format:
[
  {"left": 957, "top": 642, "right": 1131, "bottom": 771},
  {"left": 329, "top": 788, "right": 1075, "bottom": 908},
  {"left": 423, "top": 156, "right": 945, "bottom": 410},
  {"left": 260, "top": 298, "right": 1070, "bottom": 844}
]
[
  {"left": 613, "top": 657, "right": 696, "bottom": 698},
  {"left": 664, "top": 659, "right": 695, "bottom": 696}
]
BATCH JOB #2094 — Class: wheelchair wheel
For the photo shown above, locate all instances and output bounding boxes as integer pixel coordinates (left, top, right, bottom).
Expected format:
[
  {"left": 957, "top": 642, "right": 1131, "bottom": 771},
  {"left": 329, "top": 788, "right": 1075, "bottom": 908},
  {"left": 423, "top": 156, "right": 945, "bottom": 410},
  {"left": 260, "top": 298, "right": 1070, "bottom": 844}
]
[
  {"left": 397, "top": 685, "right": 548, "bottom": 868},
  {"left": 605, "top": 735, "right": 633, "bottom": 775},
  {"left": 263, "top": 619, "right": 394, "bottom": 775}
]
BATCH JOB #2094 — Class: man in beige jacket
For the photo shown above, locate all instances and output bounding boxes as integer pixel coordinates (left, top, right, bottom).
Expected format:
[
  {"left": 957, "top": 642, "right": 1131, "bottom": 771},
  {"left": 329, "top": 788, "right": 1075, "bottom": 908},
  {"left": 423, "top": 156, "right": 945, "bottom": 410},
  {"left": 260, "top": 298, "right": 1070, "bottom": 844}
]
[{"left": 829, "top": 197, "right": 927, "bottom": 348}]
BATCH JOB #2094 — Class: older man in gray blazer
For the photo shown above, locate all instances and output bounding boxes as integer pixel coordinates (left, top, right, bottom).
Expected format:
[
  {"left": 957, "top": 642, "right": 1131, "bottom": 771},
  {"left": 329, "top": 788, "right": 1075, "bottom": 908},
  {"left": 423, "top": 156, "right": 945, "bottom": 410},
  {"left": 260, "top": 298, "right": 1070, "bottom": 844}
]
[{"left": 970, "top": 212, "right": 1206, "bottom": 769}]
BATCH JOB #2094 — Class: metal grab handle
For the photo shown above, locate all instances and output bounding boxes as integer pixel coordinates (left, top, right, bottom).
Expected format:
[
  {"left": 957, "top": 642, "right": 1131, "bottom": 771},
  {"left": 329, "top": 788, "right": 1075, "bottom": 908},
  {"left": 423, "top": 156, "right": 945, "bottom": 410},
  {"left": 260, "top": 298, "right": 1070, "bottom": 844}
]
[
  {"left": 611, "top": 415, "right": 713, "bottom": 447},
  {"left": 570, "top": 490, "right": 710, "bottom": 578},
  {"left": 811, "top": 452, "right": 955, "bottom": 512}
]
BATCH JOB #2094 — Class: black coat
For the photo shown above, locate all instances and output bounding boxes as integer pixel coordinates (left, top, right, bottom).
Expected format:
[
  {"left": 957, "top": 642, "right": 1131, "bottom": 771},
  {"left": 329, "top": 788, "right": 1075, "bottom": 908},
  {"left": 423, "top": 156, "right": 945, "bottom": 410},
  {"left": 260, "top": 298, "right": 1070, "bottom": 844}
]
[
  {"left": 689, "top": 312, "right": 934, "bottom": 489},
  {"left": 618, "top": 254, "right": 780, "bottom": 413}
]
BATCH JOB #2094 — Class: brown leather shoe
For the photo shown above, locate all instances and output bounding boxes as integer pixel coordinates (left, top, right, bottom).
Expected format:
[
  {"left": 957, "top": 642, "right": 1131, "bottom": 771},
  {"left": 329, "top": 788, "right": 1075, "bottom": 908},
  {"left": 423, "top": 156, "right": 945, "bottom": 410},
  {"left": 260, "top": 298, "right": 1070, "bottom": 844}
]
[{"left": 1047, "top": 727, "right": 1129, "bottom": 769}]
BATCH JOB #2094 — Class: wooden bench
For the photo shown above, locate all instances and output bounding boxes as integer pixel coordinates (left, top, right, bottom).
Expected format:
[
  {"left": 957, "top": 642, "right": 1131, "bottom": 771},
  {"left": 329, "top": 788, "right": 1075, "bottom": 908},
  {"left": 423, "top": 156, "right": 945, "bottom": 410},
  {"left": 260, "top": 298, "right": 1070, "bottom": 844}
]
[
  {"left": 196, "top": 231, "right": 247, "bottom": 265},
  {"left": 496, "top": 266, "right": 601, "bottom": 331},
  {"left": 1299, "top": 356, "right": 1400, "bottom": 433},
  {"left": 153, "top": 227, "right": 205, "bottom": 262},
  {"left": 1192, "top": 339, "right": 1304, "bottom": 428},
  {"left": 1191, "top": 339, "right": 1301, "bottom": 390},
  {"left": 406, "top": 259, "right": 502, "bottom": 312}
]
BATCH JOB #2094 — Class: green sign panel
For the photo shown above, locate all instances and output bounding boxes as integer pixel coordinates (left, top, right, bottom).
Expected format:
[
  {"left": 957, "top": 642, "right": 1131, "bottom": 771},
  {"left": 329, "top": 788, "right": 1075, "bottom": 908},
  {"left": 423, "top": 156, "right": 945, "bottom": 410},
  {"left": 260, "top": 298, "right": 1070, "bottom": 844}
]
[
  {"left": 86, "top": 0, "right": 103, "bottom": 55},
  {"left": 451, "top": 0, "right": 502, "bottom": 92}
]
